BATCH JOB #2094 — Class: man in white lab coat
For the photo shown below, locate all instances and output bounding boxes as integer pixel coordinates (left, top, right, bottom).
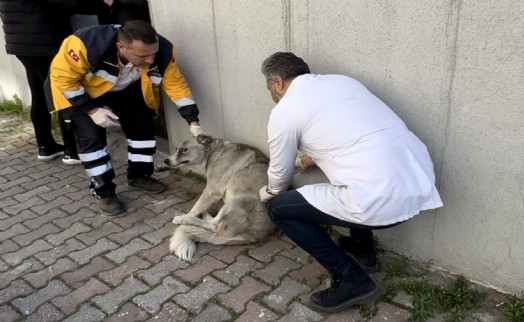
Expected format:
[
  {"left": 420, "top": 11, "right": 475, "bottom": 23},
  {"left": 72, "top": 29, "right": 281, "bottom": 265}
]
[{"left": 259, "top": 52, "right": 443, "bottom": 312}]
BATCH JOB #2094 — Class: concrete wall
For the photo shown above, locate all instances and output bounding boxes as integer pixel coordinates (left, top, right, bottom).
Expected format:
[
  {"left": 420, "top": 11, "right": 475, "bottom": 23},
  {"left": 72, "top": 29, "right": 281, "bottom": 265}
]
[{"left": 0, "top": 1, "right": 522, "bottom": 294}]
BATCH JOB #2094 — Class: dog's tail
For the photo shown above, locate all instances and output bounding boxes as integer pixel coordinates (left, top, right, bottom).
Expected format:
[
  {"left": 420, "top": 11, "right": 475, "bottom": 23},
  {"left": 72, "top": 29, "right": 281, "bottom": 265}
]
[{"left": 169, "top": 226, "right": 198, "bottom": 261}]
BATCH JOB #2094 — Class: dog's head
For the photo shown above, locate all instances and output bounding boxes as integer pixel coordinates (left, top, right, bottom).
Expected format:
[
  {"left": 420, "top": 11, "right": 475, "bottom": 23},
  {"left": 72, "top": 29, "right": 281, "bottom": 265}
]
[{"left": 164, "top": 134, "right": 214, "bottom": 168}]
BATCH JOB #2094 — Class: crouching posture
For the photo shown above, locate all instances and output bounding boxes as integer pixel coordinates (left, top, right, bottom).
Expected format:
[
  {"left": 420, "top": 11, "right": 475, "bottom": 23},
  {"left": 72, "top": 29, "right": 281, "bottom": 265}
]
[
  {"left": 165, "top": 135, "right": 278, "bottom": 261},
  {"left": 46, "top": 20, "right": 206, "bottom": 215},
  {"left": 259, "top": 52, "right": 443, "bottom": 312}
]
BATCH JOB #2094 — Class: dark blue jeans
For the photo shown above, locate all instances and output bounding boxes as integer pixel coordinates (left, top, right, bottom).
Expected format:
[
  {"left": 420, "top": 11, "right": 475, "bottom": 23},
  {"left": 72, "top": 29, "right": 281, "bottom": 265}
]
[{"left": 268, "top": 190, "right": 398, "bottom": 281}]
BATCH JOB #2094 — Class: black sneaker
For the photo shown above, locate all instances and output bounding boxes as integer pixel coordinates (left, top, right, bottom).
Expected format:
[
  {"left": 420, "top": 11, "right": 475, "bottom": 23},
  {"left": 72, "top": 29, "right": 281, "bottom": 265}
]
[
  {"left": 99, "top": 195, "right": 125, "bottom": 216},
  {"left": 310, "top": 276, "right": 381, "bottom": 313},
  {"left": 38, "top": 144, "right": 64, "bottom": 161},
  {"left": 338, "top": 236, "right": 379, "bottom": 273},
  {"left": 128, "top": 177, "right": 166, "bottom": 194},
  {"left": 62, "top": 151, "right": 82, "bottom": 165}
]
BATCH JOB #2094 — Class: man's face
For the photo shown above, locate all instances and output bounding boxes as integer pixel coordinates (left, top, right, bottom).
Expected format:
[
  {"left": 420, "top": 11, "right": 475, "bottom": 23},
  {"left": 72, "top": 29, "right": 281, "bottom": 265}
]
[
  {"left": 266, "top": 78, "right": 281, "bottom": 103},
  {"left": 117, "top": 40, "right": 159, "bottom": 68}
]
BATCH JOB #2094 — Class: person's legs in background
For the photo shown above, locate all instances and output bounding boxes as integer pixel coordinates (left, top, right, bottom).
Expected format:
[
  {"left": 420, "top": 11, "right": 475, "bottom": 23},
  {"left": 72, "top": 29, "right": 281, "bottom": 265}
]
[
  {"left": 16, "top": 55, "right": 79, "bottom": 164},
  {"left": 267, "top": 190, "right": 381, "bottom": 312}
]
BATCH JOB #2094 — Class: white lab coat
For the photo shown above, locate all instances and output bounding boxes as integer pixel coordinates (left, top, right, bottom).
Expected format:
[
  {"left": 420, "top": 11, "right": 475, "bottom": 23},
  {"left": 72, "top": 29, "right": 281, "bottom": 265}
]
[{"left": 267, "top": 74, "right": 443, "bottom": 226}]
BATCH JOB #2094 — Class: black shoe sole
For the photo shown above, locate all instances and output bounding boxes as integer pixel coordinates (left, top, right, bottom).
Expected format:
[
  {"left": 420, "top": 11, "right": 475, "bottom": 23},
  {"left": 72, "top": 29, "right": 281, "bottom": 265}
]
[
  {"left": 38, "top": 151, "right": 63, "bottom": 161},
  {"left": 309, "top": 285, "right": 382, "bottom": 313}
]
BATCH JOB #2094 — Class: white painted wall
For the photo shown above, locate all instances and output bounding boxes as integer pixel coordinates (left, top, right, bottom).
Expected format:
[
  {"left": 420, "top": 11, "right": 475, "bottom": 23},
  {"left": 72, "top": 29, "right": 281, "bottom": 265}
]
[{"left": 1, "top": 0, "right": 522, "bottom": 294}]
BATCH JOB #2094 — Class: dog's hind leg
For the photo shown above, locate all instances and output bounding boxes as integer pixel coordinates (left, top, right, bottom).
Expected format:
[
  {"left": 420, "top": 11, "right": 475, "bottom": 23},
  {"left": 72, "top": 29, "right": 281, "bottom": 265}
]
[{"left": 172, "top": 214, "right": 216, "bottom": 231}]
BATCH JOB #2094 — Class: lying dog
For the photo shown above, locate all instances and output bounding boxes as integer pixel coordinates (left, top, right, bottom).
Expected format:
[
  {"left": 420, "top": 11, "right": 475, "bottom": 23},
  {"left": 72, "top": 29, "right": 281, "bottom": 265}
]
[{"left": 164, "top": 135, "right": 278, "bottom": 260}]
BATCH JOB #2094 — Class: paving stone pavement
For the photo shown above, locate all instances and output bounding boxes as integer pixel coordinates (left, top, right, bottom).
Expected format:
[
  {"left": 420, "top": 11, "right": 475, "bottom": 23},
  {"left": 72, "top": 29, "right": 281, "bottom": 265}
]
[{"left": 0, "top": 112, "right": 515, "bottom": 321}]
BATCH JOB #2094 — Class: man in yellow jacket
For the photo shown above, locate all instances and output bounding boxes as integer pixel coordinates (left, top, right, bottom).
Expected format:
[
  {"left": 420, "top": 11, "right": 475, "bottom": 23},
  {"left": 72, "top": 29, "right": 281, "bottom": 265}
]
[{"left": 46, "top": 20, "right": 205, "bottom": 215}]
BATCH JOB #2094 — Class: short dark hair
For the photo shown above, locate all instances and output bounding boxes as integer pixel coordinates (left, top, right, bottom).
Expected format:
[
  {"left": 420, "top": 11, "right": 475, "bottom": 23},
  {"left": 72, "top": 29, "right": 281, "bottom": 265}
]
[
  {"left": 118, "top": 20, "right": 158, "bottom": 45},
  {"left": 261, "top": 52, "right": 310, "bottom": 81}
]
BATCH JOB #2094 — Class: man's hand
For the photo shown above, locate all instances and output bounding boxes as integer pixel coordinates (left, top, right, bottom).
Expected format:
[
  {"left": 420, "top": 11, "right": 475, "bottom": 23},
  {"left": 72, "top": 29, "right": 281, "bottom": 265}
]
[
  {"left": 190, "top": 124, "right": 206, "bottom": 136},
  {"left": 295, "top": 155, "right": 307, "bottom": 174},
  {"left": 88, "top": 107, "right": 120, "bottom": 128},
  {"left": 259, "top": 185, "right": 276, "bottom": 202}
]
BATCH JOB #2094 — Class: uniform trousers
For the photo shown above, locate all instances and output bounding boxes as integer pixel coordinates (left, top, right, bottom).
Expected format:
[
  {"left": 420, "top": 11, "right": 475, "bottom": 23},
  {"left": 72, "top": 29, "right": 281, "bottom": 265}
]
[{"left": 62, "top": 81, "right": 157, "bottom": 198}]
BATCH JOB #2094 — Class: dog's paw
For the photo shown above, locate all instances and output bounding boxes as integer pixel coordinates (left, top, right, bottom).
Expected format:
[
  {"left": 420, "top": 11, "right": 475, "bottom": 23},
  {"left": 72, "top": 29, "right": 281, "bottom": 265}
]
[{"left": 172, "top": 216, "right": 184, "bottom": 225}]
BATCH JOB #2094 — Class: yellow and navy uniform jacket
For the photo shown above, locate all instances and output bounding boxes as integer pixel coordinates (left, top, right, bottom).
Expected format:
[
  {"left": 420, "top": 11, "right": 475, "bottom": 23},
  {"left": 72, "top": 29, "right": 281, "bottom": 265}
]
[{"left": 47, "top": 24, "right": 198, "bottom": 122}]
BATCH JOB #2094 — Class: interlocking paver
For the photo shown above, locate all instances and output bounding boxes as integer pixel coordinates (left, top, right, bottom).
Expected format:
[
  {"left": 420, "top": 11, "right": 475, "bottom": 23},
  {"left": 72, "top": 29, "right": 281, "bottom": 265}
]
[
  {"left": 105, "top": 302, "right": 149, "bottom": 322},
  {"left": 248, "top": 237, "right": 293, "bottom": 263},
  {"left": 218, "top": 276, "right": 271, "bottom": 313},
  {"left": 137, "top": 239, "right": 171, "bottom": 264},
  {"left": 212, "top": 255, "right": 264, "bottom": 286},
  {"left": 133, "top": 276, "right": 190, "bottom": 313},
  {"left": 111, "top": 206, "right": 157, "bottom": 229},
  {"left": 2, "top": 239, "right": 53, "bottom": 266},
  {"left": 69, "top": 238, "right": 119, "bottom": 265},
  {"left": 45, "top": 222, "right": 92, "bottom": 246},
  {"left": 52, "top": 278, "right": 110, "bottom": 314},
  {"left": 288, "top": 261, "right": 328, "bottom": 287},
  {"left": 105, "top": 238, "right": 153, "bottom": 264},
  {"left": 24, "top": 303, "right": 64, "bottom": 322},
  {"left": 262, "top": 277, "right": 311, "bottom": 312},
  {"left": 0, "top": 185, "right": 26, "bottom": 201},
  {"left": 0, "top": 209, "right": 38, "bottom": 232},
  {"left": 76, "top": 221, "right": 123, "bottom": 245},
  {"left": 12, "top": 223, "right": 61, "bottom": 246},
  {"left": 252, "top": 255, "right": 303, "bottom": 286},
  {"left": 0, "top": 223, "right": 30, "bottom": 242},
  {"left": 61, "top": 257, "right": 114, "bottom": 288},
  {"left": 107, "top": 223, "right": 154, "bottom": 245},
  {"left": 174, "top": 255, "right": 227, "bottom": 283},
  {"left": 136, "top": 256, "right": 188, "bottom": 286},
  {"left": 0, "top": 259, "right": 44, "bottom": 288},
  {"left": 23, "top": 257, "right": 77, "bottom": 288},
  {"left": 191, "top": 304, "right": 231, "bottom": 322},
  {"left": 0, "top": 239, "right": 20, "bottom": 254},
  {"left": 99, "top": 255, "right": 151, "bottom": 286},
  {"left": 12, "top": 280, "right": 70, "bottom": 315},
  {"left": 23, "top": 208, "right": 70, "bottom": 230},
  {"left": 147, "top": 302, "right": 188, "bottom": 322},
  {"left": 277, "top": 302, "right": 323, "bottom": 322},
  {"left": 141, "top": 222, "right": 174, "bottom": 245},
  {"left": 0, "top": 279, "right": 34, "bottom": 305},
  {"left": 35, "top": 238, "right": 86, "bottom": 265},
  {"left": 61, "top": 303, "right": 106, "bottom": 322},
  {"left": 92, "top": 276, "right": 150, "bottom": 314},
  {"left": 173, "top": 276, "right": 230, "bottom": 313},
  {"left": 0, "top": 113, "right": 512, "bottom": 322},
  {"left": 236, "top": 302, "right": 279, "bottom": 321},
  {"left": 210, "top": 245, "right": 256, "bottom": 264},
  {"left": 0, "top": 305, "right": 21, "bottom": 322}
]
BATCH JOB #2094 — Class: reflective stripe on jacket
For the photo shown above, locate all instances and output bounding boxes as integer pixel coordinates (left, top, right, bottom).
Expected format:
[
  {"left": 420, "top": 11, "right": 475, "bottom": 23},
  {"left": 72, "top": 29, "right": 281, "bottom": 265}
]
[{"left": 48, "top": 24, "right": 193, "bottom": 113}]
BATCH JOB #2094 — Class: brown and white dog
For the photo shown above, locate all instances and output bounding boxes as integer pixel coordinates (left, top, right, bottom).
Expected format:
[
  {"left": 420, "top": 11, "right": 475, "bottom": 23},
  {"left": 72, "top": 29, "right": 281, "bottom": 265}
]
[{"left": 164, "top": 135, "right": 278, "bottom": 260}]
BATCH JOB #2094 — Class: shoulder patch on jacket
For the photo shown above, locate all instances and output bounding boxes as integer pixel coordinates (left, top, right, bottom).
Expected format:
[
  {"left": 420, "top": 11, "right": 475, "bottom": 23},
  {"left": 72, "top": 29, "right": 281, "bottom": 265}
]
[{"left": 68, "top": 49, "right": 80, "bottom": 62}]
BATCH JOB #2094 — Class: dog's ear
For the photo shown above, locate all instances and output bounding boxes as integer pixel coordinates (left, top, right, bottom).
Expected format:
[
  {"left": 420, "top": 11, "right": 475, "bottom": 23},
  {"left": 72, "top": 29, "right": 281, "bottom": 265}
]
[{"left": 196, "top": 134, "right": 213, "bottom": 146}]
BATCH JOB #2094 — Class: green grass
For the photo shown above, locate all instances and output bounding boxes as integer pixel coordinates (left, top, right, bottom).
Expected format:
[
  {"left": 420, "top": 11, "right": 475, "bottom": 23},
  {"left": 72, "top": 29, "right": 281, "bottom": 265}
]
[
  {"left": 505, "top": 294, "right": 524, "bottom": 322},
  {"left": 401, "top": 276, "right": 484, "bottom": 321},
  {"left": 0, "top": 95, "right": 29, "bottom": 119},
  {"left": 1, "top": 94, "right": 61, "bottom": 137}
]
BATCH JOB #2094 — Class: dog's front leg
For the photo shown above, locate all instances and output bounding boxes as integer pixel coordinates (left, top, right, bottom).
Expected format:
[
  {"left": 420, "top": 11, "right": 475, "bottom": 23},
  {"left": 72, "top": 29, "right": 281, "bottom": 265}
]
[{"left": 172, "top": 188, "right": 221, "bottom": 223}]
